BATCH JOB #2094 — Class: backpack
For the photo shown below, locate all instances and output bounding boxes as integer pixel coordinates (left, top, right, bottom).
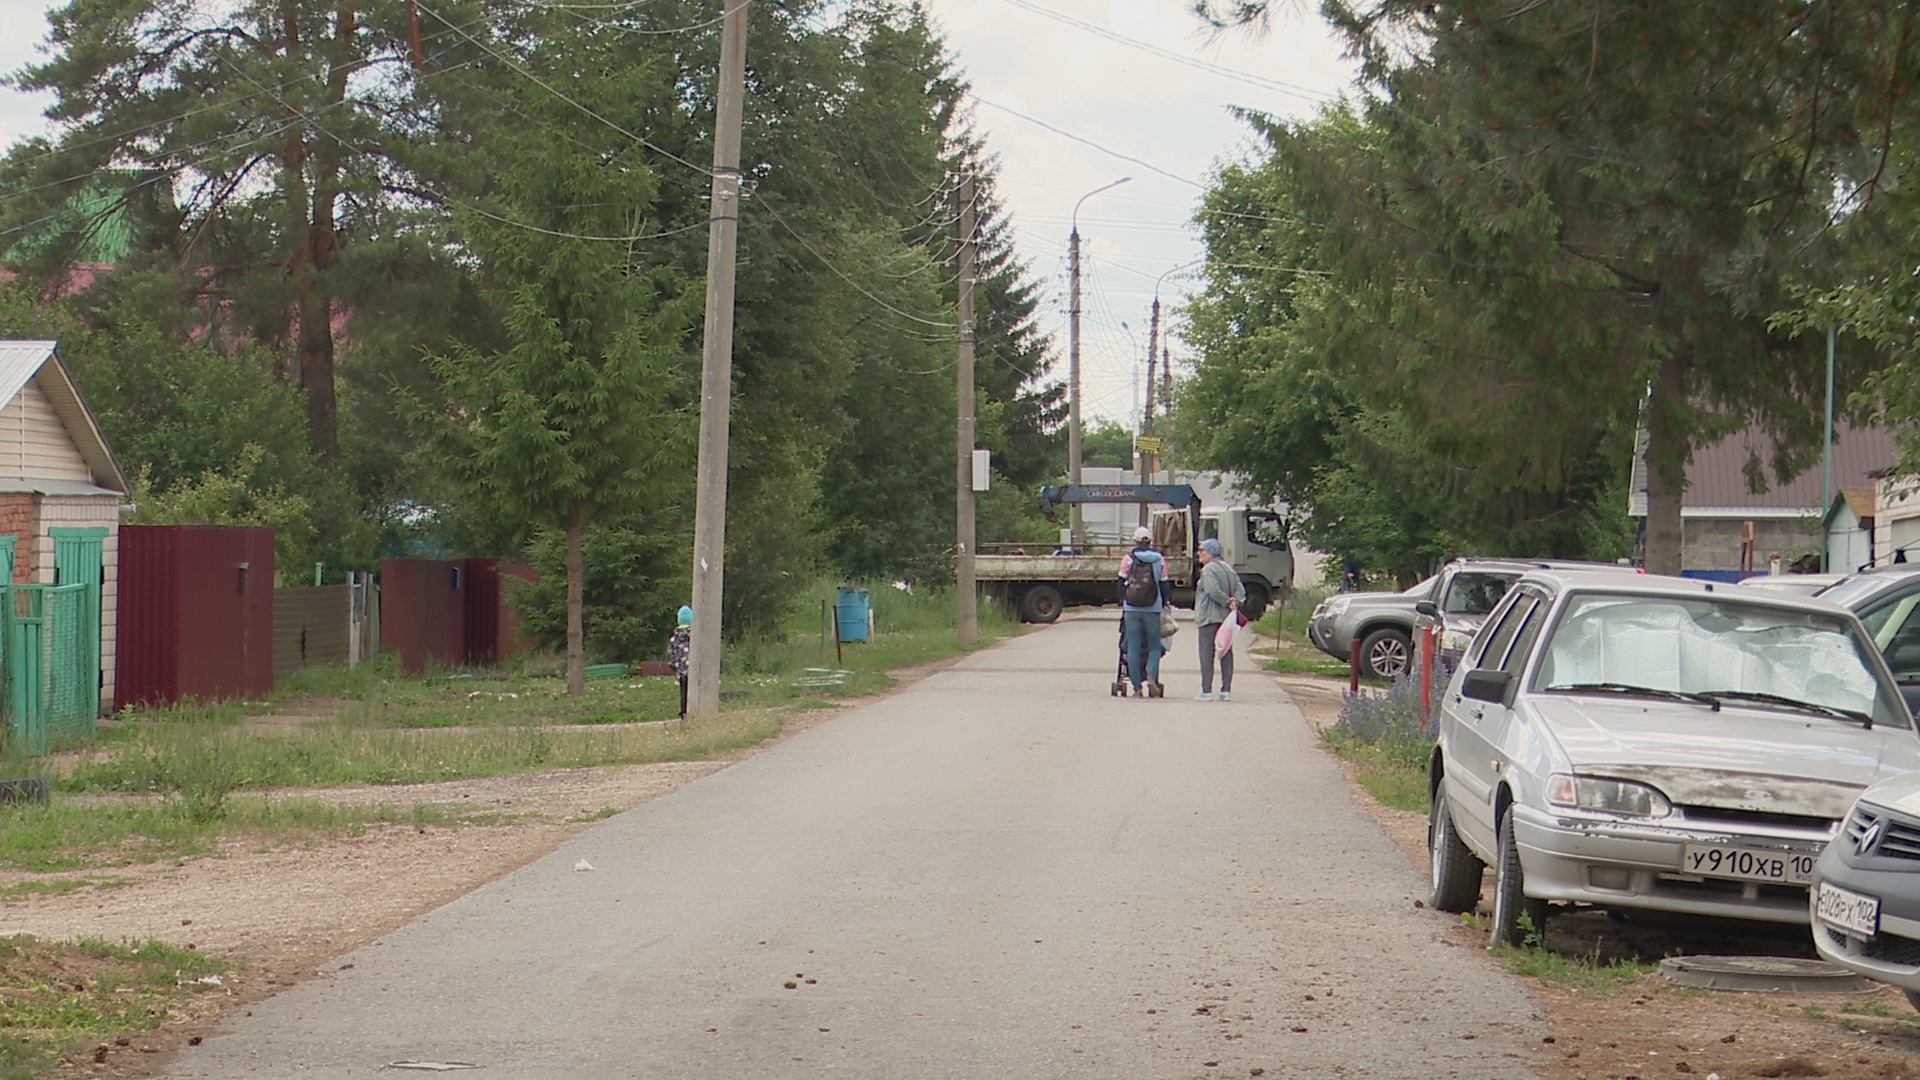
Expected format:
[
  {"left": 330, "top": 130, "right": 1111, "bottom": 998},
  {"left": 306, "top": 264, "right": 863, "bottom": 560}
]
[{"left": 1124, "top": 552, "right": 1159, "bottom": 607}]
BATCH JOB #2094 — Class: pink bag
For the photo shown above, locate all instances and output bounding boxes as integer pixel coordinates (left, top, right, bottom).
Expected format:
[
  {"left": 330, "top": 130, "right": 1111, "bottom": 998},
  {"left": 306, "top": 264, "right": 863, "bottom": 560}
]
[{"left": 1215, "top": 617, "right": 1237, "bottom": 656}]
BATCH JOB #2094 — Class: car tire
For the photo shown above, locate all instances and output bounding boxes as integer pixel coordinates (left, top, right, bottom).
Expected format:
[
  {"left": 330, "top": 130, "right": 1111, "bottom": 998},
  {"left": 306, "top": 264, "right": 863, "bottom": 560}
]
[
  {"left": 1906, "top": 989, "right": 1920, "bottom": 1014},
  {"left": 1020, "top": 585, "right": 1063, "bottom": 624},
  {"left": 1359, "top": 627, "right": 1413, "bottom": 680},
  {"left": 1241, "top": 584, "right": 1271, "bottom": 623},
  {"left": 1427, "top": 784, "right": 1484, "bottom": 912},
  {"left": 1488, "top": 803, "right": 1548, "bottom": 950}
]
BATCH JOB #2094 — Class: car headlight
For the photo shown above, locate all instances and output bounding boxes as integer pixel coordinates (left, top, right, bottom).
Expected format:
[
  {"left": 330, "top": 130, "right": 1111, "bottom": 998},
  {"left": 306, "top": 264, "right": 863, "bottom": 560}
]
[
  {"left": 1546, "top": 774, "right": 1672, "bottom": 818},
  {"left": 1322, "top": 597, "right": 1351, "bottom": 617}
]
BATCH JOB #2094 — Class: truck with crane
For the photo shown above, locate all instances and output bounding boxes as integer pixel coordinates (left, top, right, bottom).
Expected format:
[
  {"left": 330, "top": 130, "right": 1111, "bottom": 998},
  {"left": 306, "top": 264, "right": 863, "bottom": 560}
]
[{"left": 974, "top": 484, "right": 1294, "bottom": 623}]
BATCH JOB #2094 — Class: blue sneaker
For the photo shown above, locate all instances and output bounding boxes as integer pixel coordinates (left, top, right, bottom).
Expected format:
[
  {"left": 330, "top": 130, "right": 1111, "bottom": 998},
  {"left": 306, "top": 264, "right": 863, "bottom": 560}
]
[
  {"left": 1195, "top": 692, "right": 1214, "bottom": 701},
  {"left": 1219, "top": 691, "right": 1232, "bottom": 701}
]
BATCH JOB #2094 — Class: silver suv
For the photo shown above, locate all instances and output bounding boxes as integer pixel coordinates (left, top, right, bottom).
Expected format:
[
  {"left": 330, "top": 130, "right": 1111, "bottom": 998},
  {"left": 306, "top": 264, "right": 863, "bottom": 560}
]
[{"left": 1309, "top": 557, "right": 1626, "bottom": 679}]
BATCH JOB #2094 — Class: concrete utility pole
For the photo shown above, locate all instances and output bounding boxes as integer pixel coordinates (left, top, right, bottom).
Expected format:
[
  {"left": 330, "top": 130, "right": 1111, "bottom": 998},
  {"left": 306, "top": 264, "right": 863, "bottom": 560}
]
[
  {"left": 688, "top": 0, "right": 749, "bottom": 720},
  {"left": 955, "top": 175, "right": 978, "bottom": 646},
  {"left": 1067, "top": 176, "right": 1130, "bottom": 547}
]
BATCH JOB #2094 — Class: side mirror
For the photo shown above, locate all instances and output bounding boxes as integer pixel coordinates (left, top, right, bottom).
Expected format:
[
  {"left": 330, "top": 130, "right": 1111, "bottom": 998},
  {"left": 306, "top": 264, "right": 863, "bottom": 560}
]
[
  {"left": 1461, "top": 669, "right": 1515, "bottom": 706},
  {"left": 1414, "top": 600, "right": 1439, "bottom": 619}
]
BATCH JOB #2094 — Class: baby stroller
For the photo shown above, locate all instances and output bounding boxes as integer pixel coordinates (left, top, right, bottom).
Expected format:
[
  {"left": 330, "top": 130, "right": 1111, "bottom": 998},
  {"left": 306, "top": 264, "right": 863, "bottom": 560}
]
[
  {"left": 1110, "top": 613, "right": 1169, "bottom": 697},
  {"left": 1110, "top": 615, "right": 1130, "bottom": 696}
]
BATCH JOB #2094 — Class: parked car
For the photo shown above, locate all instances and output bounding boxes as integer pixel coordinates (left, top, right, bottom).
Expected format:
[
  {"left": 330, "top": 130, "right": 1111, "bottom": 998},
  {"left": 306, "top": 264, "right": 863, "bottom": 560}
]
[
  {"left": 1306, "top": 574, "right": 1438, "bottom": 679},
  {"left": 1309, "top": 557, "right": 1623, "bottom": 680},
  {"left": 1807, "top": 565, "right": 1920, "bottom": 714},
  {"left": 1736, "top": 572, "right": 1849, "bottom": 597},
  {"left": 1426, "top": 569, "right": 1920, "bottom": 948},
  {"left": 1810, "top": 770, "right": 1920, "bottom": 1010}
]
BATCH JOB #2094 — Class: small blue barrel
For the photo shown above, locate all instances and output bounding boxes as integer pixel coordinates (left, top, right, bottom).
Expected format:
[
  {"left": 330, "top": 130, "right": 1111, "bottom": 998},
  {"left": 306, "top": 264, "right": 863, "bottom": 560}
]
[{"left": 835, "top": 587, "right": 871, "bottom": 642}]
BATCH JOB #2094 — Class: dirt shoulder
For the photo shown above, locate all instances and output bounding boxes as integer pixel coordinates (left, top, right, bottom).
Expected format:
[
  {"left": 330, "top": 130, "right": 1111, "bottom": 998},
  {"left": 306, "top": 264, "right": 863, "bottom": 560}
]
[{"left": 1272, "top": 668, "right": 1920, "bottom": 1080}]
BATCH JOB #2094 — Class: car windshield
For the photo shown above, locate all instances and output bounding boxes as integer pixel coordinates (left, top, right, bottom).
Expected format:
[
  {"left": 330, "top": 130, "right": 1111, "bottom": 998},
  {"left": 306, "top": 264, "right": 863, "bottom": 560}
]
[
  {"left": 1444, "top": 572, "right": 1514, "bottom": 615},
  {"left": 1818, "top": 573, "right": 1918, "bottom": 610},
  {"left": 1535, "top": 593, "right": 1907, "bottom": 728},
  {"left": 1402, "top": 574, "right": 1439, "bottom": 598}
]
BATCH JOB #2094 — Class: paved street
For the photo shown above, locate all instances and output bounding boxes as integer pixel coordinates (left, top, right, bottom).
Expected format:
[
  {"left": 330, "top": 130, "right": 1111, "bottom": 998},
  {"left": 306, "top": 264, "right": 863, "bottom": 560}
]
[{"left": 170, "top": 613, "right": 1546, "bottom": 1079}]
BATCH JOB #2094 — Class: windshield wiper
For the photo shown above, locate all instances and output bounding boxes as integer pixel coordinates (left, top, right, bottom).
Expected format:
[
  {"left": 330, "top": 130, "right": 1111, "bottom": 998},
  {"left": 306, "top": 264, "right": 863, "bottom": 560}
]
[
  {"left": 1547, "top": 682, "right": 1722, "bottom": 710},
  {"left": 1697, "top": 690, "right": 1873, "bottom": 728}
]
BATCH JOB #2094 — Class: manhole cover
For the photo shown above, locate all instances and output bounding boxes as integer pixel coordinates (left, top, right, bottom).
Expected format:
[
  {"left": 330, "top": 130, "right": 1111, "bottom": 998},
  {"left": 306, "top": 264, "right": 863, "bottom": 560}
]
[{"left": 1659, "top": 954, "right": 1868, "bottom": 993}]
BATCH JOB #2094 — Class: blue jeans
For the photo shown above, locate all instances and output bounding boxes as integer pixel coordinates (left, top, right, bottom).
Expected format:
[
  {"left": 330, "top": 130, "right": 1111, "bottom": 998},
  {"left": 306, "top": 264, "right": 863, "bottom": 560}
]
[{"left": 1123, "top": 609, "right": 1161, "bottom": 689}]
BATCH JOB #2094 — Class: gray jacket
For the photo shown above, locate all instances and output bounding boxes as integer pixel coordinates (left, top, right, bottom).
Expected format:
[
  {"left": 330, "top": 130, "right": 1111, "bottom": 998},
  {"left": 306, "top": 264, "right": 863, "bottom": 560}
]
[{"left": 1194, "top": 558, "right": 1245, "bottom": 627}]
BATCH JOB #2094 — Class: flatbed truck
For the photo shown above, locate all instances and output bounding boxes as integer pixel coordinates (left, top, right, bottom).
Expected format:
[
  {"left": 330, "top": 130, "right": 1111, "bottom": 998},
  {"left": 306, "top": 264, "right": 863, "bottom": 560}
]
[{"left": 975, "top": 484, "right": 1294, "bottom": 623}]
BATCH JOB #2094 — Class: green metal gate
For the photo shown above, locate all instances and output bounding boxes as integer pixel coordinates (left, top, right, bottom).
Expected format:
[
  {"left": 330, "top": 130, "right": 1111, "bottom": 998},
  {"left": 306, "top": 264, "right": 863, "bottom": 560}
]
[
  {"left": 51, "top": 528, "right": 104, "bottom": 722},
  {"left": 6, "top": 583, "right": 95, "bottom": 755}
]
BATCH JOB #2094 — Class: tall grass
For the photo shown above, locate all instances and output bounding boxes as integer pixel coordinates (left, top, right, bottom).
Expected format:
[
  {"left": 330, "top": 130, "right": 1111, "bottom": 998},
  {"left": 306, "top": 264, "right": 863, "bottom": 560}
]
[{"left": 59, "top": 711, "right": 780, "bottom": 795}]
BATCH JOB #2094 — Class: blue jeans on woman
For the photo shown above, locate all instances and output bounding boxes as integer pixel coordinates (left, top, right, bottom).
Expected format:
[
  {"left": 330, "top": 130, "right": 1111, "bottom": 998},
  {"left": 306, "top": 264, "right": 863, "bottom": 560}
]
[{"left": 1123, "top": 609, "right": 1162, "bottom": 692}]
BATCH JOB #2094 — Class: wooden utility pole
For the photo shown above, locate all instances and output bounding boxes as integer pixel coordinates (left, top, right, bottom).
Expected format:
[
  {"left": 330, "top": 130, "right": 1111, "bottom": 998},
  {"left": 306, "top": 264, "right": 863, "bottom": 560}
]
[
  {"left": 955, "top": 175, "right": 978, "bottom": 645},
  {"left": 688, "top": 0, "right": 749, "bottom": 720}
]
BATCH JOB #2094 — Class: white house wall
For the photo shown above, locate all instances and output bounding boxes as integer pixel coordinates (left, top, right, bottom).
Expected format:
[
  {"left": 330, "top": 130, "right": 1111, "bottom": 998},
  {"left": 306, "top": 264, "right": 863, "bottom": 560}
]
[{"left": 0, "top": 381, "right": 93, "bottom": 484}]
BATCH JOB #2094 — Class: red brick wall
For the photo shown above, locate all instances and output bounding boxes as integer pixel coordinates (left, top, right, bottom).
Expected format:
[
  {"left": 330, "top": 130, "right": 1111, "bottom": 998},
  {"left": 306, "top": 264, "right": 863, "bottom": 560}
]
[{"left": 0, "top": 493, "right": 41, "bottom": 581}]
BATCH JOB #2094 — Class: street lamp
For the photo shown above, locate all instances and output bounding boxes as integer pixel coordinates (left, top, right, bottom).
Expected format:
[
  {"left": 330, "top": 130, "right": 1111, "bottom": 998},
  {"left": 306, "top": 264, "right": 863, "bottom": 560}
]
[
  {"left": 1142, "top": 258, "right": 1200, "bottom": 487},
  {"left": 1068, "top": 175, "right": 1132, "bottom": 546}
]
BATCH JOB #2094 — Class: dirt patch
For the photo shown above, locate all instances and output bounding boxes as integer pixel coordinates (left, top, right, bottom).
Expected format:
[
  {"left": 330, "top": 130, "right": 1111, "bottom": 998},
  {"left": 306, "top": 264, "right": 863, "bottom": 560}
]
[{"left": 1275, "top": 670, "right": 1920, "bottom": 1080}]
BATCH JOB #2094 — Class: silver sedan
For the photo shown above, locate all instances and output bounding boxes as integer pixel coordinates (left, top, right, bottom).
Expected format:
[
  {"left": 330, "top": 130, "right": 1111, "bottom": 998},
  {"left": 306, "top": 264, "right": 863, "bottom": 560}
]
[{"left": 1427, "top": 570, "right": 1920, "bottom": 948}]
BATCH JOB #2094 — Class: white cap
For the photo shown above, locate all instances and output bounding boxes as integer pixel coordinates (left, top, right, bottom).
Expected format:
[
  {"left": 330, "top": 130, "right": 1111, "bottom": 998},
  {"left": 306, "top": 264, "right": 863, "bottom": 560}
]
[{"left": 1132, "top": 525, "right": 1153, "bottom": 542}]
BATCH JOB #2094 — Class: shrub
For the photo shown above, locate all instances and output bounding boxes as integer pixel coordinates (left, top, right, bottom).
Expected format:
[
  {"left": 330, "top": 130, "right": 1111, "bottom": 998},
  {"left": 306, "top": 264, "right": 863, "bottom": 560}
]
[{"left": 1327, "top": 656, "right": 1450, "bottom": 769}]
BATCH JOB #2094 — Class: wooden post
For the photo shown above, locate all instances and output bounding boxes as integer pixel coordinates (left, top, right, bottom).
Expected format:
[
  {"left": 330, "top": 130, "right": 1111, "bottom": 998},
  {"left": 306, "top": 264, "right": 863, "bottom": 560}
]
[{"left": 687, "top": 0, "right": 750, "bottom": 720}]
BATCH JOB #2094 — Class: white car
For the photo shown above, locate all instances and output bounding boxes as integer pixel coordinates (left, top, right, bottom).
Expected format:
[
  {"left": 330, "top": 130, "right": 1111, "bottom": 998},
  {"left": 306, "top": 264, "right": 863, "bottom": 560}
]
[{"left": 1427, "top": 569, "right": 1920, "bottom": 947}]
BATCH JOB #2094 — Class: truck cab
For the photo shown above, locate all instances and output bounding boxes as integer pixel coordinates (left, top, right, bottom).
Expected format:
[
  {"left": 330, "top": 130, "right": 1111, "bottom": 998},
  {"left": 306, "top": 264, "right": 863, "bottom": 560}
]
[{"left": 1188, "top": 506, "right": 1294, "bottom": 619}]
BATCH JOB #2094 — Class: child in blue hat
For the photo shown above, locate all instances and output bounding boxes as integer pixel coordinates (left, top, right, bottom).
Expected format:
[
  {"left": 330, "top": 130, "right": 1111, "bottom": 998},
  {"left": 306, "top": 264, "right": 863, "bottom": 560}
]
[{"left": 669, "top": 605, "right": 692, "bottom": 717}]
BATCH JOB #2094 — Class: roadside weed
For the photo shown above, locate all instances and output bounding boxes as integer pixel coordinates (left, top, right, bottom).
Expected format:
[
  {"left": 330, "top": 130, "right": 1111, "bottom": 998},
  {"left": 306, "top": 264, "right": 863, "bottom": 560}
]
[
  {"left": 1493, "top": 938, "right": 1658, "bottom": 995},
  {"left": 0, "top": 935, "right": 228, "bottom": 1077},
  {"left": 1317, "top": 669, "right": 1437, "bottom": 813}
]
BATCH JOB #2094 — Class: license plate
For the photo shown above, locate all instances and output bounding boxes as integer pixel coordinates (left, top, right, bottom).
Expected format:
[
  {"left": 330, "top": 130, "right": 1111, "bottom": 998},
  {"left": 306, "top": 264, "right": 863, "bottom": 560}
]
[
  {"left": 1679, "top": 843, "right": 1816, "bottom": 885},
  {"left": 1815, "top": 881, "right": 1881, "bottom": 938}
]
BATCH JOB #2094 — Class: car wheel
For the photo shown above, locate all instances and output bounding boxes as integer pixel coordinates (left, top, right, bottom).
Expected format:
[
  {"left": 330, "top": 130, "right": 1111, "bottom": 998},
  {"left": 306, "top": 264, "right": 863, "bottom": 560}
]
[
  {"left": 1241, "top": 584, "right": 1271, "bottom": 622},
  {"left": 1359, "top": 627, "right": 1412, "bottom": 680},
  {"left": 1907, "top": 989, "right": 1920, "bottom": 1015},
  {"left": 1488, "top": 803, "right": 1548, "bottom": 950},
  {"left": 1020, "top": 585, "right": 1063, "bottom": 623},
  {"left": 1427, "top": 784, "right": 1484, "bottom": 912}
]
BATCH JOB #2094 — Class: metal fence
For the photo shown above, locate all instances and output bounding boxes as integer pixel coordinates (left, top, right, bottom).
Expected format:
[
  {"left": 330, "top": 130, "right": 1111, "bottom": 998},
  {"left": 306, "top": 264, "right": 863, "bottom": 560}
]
[{"left": 6, "top": 582, "right": 96, "bottom": 755}]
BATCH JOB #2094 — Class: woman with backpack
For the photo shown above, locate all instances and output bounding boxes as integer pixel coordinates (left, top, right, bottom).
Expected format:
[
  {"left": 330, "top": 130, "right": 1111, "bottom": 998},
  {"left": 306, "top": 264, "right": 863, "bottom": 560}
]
[{"left": 1117, "top": 525, "right": 1171, "bottom": 697}]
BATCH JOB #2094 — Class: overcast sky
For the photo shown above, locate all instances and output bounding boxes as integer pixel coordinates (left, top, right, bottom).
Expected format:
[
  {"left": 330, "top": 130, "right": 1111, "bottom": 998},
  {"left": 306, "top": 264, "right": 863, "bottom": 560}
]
[{"left": 0, "top": 0, "right": 1358, "bottom": 428}]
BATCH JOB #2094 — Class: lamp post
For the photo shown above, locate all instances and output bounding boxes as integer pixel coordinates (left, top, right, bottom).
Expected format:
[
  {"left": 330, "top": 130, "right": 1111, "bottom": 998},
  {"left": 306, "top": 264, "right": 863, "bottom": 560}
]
[
  {"left": 1143, "top": 259, "right": 1200, "bottom": 487},
  {"left": 1068, "top": 175, "right": 1131, "bottom": 547}
]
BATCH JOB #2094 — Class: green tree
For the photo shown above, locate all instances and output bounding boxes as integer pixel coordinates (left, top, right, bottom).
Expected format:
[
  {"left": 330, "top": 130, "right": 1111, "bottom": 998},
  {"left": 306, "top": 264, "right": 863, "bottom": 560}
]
[
  {"left": 1189, "top": 2, "right": 1918, "bottom": 574},
  {"left": 407, "top": 33, "right": 695, "bottom": 696},
  {"left": 0, "top": 0, "right": 509, "bottom": 459}
]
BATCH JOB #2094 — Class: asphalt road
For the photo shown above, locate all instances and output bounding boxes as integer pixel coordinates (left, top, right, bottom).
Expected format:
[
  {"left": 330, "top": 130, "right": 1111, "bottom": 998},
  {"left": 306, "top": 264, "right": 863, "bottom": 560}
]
[{"left": 170, "top": 612, "right": 1546, "bottom": 1079}]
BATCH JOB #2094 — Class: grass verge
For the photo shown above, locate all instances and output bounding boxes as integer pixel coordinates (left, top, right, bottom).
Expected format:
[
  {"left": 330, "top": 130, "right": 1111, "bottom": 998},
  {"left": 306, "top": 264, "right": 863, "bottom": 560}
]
[{"left": 0, "top": 936, "right": 228, "bottom": 1079}]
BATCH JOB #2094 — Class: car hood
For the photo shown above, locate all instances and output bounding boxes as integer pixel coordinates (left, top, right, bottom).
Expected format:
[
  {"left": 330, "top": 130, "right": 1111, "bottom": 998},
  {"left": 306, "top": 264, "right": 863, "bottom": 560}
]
[
  {"left": 1527, "top": 696, "right": 1920, "bottom": 819},
  {"left": 1854, "top": 769, "right": 1920, "bottom": 818},
  {"left": 1330, "top": 590, "right": 1411, "bottom": 608}
]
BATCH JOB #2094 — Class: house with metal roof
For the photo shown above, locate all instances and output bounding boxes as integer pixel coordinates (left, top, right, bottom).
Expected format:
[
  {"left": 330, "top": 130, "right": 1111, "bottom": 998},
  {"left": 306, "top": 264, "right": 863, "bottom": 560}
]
[
  {"left": 1630, "top": 423, "right": 1897, "bottom": 578},
  {"left": 0, "top": 340, "right": 129, "bottom": 727}
]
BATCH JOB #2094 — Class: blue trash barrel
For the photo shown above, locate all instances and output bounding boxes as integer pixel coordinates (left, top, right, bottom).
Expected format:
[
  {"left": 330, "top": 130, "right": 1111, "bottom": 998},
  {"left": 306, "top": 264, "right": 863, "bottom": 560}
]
[{"left": 835, "top": 587, "right": 871, "bottom": 643}]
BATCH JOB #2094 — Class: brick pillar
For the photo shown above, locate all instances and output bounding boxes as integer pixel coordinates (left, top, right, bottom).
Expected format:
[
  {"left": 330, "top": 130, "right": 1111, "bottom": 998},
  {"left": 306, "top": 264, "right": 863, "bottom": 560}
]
[{"left": 0, "top": 493, "right": 41, "bottom": 581}]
